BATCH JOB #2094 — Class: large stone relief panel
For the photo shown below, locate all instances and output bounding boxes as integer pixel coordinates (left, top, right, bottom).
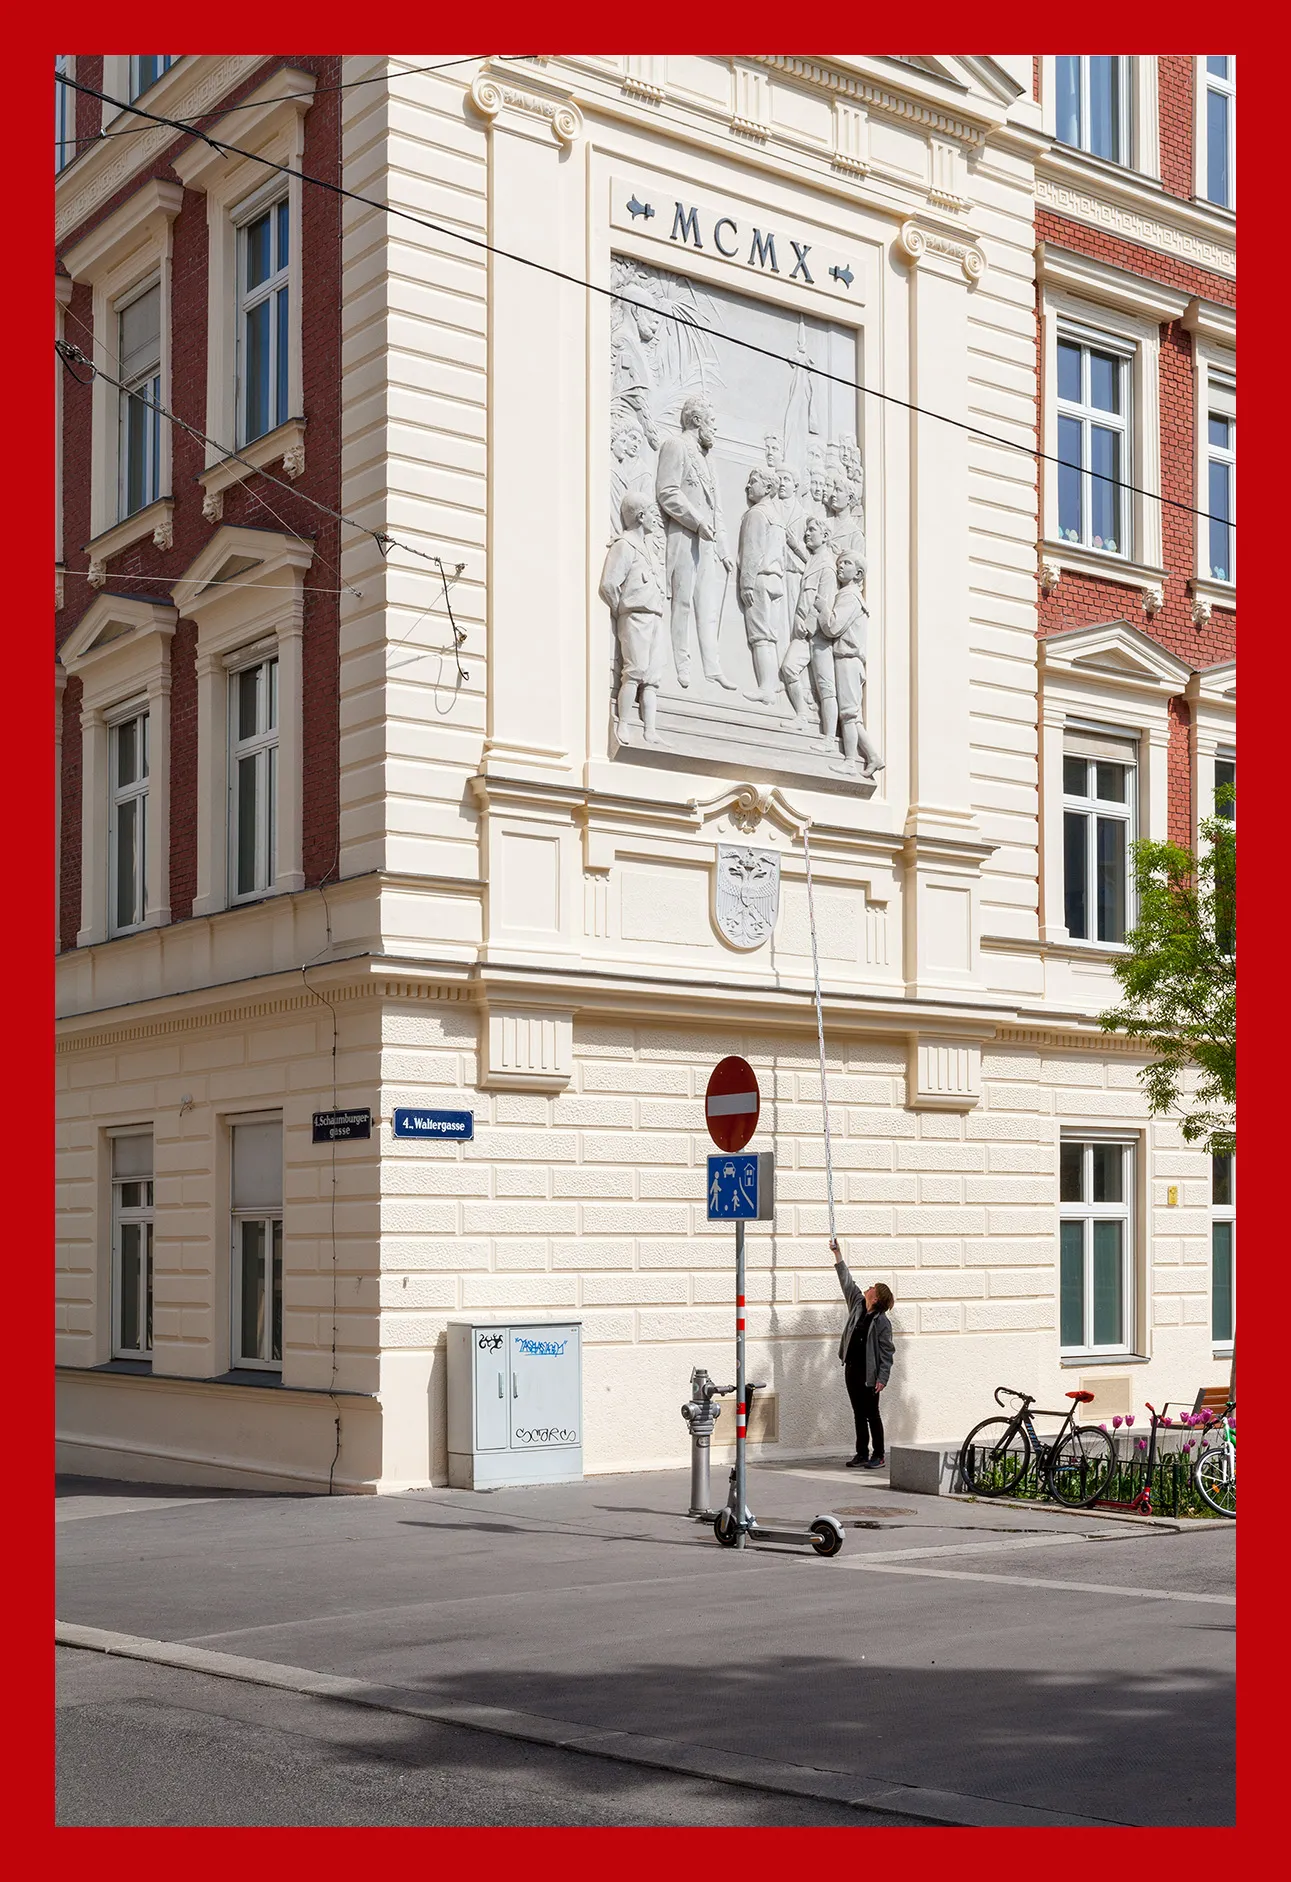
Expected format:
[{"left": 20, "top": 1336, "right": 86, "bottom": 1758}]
[{"left": 601, "top": 258, "right": 882, "bottom": 790}]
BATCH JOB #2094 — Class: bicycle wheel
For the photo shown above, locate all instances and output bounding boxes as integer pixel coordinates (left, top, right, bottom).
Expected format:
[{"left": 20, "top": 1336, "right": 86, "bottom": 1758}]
[
  {"left": 958, "top": 1417, "right": 1030, "bottom": 1497},
  {"left": 1046, "top": 1425, "right": 1116, "bottom": 1507},
  {"left": 1196, "top": 1445, "right": 1236, "bottom": 1518}
]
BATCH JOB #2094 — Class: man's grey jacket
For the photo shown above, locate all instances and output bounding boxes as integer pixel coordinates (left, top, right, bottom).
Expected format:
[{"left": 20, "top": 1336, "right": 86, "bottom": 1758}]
[{"left": 835, "top": 1258, "right": 894, "bottom": 1385}]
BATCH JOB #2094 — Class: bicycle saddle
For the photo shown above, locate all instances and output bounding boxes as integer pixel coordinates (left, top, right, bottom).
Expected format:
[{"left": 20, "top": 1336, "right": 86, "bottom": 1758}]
[{"left": 1065, "top": 1389, "right": 1095, "bottom": 1402}]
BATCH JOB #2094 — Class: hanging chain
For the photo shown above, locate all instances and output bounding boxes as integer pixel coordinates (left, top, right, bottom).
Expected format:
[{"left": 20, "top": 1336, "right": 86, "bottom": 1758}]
[{"left": 801, "top": 821, "right": 837, "bottom": 1245}]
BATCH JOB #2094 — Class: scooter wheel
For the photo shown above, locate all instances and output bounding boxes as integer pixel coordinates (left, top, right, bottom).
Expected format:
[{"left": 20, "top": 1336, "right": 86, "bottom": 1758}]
[
  {"left": 713, "top": 1510, "right": 740, "bottom": 1548},
  {"left": 810, "top": 1518, "right": 843, "bottom": 1557}
]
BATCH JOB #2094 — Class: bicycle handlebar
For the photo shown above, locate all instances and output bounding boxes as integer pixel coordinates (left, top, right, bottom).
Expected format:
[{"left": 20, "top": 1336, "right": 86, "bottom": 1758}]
[{"left": 993, "top": 1385, "right": 1032, "bottom": 1409}]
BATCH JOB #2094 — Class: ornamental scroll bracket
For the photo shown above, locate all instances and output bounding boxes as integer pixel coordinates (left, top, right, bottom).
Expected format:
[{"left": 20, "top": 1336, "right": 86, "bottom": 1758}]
[
  {"left": 468, "top": 70, "right": 583, "bottom": 147},
  {"left": 894, "top": 219, "right": 986, "bottom": 284}
]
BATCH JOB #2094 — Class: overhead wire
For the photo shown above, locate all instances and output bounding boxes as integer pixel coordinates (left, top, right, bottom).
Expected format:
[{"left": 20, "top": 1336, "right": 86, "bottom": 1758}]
[
  {"left": 55, "top": 54, "right": 503, "bottom": 150},
  {"left": 58, "top": 67, "right": 1235, "bottom": 531}
]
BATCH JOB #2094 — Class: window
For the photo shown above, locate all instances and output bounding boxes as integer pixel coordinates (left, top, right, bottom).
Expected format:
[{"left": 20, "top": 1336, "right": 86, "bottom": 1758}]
[
  {"left": 1214, "top": 754, "right": 1235, "bottom": 821},
  {"left": 108, "top": 705, "right": 149, "bottom": 933},
  {"left": 1056, "top": 332, "right": 1130, "bottom": 556},
  {"left": 1055, "top": 56, "right": 1129, "bottom": 164},
  {"left": 129, "top": 56, "right": 174, "bottom": 101},
  {"left": 56, "top": 55, "right": 74, "bottom": 172},
  {"left": 1060, "top": 1139, "right": 1135, "bottom": 1353},
  {"left": 1211, "top": 1154, "right": 1234, "bottom": 1348},
  {"left": 111, "top": 1133, "right": 154, "bottom": 1359},
  {"left": 231, "top": 1120, "right": 283, "bottom": 1370},
  {"left": 1063, "top": 732, "right": 1136, "bottom": 944},
  {"left": 117, "top": 281, "right": 161, "bottom": 519},
  {"left": 1202, "top": 57, "right": 1235, "bottom": 208},
  {"left": 229, "top": 654, "right": 278, "bottom": 901},
  {"left": 1205, "top": 376, "right": 1234, "bottom": 583},
  {"left": 237, "top": 198, "right": 290, "bottom": 445}
]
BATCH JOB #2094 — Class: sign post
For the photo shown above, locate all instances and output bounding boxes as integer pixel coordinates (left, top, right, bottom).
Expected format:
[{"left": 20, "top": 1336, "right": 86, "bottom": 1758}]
[{"left": 704, "top": 1057, "right": 765, "bottom": 1551}]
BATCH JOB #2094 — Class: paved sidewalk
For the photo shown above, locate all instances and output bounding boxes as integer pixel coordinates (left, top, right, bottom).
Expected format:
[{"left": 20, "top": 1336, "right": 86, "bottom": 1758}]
[{"left": 56, "top": 1463, "right": 1234, "bottom": 1827}]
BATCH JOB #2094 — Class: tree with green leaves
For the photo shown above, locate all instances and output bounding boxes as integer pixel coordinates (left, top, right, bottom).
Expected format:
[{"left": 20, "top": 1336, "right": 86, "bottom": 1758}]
[{"left": 1098, "top": 797, "right": 1235, "bottom": 1157}]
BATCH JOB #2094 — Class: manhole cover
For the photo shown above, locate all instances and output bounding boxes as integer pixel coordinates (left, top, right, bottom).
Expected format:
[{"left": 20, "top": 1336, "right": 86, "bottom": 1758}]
[{"left": 836, "top": 1506, "right": 915, "bottom": 1518}]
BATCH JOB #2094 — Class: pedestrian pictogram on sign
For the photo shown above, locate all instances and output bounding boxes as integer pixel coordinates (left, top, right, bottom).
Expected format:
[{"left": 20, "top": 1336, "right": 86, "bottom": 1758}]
[
  {"left": 705, "top": 1056, "right": 761, "bottom": 1152},
  {"left": 706, "top": 1152, "right": 775, "bottom": 1221}
]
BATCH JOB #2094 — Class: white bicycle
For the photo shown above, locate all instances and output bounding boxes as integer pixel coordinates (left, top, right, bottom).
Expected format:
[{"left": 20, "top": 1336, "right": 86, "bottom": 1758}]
[{"left": 1194, "top": 1400, "right": 1236, "bottom": 1519}]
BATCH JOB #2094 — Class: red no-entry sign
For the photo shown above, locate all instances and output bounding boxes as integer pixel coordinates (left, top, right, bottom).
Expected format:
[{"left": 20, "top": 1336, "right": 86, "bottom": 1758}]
[{"left": 705, "top": 1056, "right": 761, "bottom": 1153}]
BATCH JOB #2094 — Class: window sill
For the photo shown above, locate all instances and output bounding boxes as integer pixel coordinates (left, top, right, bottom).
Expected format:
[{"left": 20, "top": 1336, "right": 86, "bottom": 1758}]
[
  {"left": 91, "top": 1358, "right": 153, "bottom": 1377},
  {"left": 1040, "top": 539, "right": 1168, "bottom": 613},
  {"left": 199, "top": 417, "right": 307, "bottom": 518},
  {"left": 57, "top": 1363, "right": 373, "bottom": 1400},
  {"left": 1039, "top": 936, "right": 1130, "bottom": 961},
  {"left": 1189, "top": 575, "right": 1236, "bottom": 626},
  {"left": 1061, "top": 1353, "right": 1149, "bottom": 1366},
  {"left": 84, "top": 498, "right": 175, "bottom": 588}
]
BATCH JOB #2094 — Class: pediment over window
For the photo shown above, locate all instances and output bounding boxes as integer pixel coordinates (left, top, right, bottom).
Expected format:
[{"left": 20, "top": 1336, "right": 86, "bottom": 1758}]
[
  {"left": 170, "top": 524, "right": 314, "bottom": 628},
  {"left": 1187, "top": 660, "right": 1236, "bottom": 710},
  {"left": 60, "top": 592, "right": 177, "bottom": 672},
  {"left": 1039, "top": 620, "right": 1191, "bottom": 697}
]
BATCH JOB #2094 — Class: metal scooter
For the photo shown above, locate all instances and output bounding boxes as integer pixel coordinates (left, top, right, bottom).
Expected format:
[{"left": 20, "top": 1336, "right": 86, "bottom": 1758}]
[
  {"left": 712, "top": 1380, "right": 845, "bottom": 1555},
  {"left": 708, "top": 1211, "right": 845, "bottom": 1557}
]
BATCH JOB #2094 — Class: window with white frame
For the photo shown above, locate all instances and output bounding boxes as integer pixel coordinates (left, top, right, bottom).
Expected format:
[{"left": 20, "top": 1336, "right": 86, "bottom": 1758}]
[
  {"left": 1205, "top": 373, "right": 1234, "bottom": 583},
  {"left": 229, "top": 652, "right": 278, "bottom": 901},
  {"left": 108, "top": 703, "right": 149, "bottom": 934},
  {"left": 1055, "top": 55, "right": 1130, "bottom": 165},
  {"left": 56, "top": 55, "right": 74, "bottom": 172},
  {"left": 1214, "top": 753, "right": 1235, "bottom": 822},
  {"left": 1063, "top": 729, "right": 1136, "bottom": 944},
  {"left": 1060, "top": 1138, "right": 1135, "bottom": 1353},
  {"left": 111, "top": 1132, "right": 154, "bottom": 1359},
  {"left": 1202, "top": 57, "right": 1235, "bottom": 209},
  {"left": 236, "top": 196, "right": 290, "bottom": 445},
  {"left": 231, "top": 1119, "right": 283, "bottom": 1370},
  {"left": 1211, "top": 1153, "right": 1234, "bottom": 1348},
  {"left": 1056, "top": 330, "right": 1131, "bottom": 557},
  {"left": 129, "top": 56, "right": 174, "bottom": 101},
  {"left": 117, "top": 280, "right": 162, "bottom": 520}
]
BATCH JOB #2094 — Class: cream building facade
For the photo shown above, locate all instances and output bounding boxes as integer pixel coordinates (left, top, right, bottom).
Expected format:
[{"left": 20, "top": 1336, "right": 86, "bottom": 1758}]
[{"left": 57, "top": 54, "right": 1233, "bottom": 1492}]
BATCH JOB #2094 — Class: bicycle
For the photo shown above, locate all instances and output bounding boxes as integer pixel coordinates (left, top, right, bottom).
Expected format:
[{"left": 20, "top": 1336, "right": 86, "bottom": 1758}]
[
  {"left": 958, "top": 1386, "right": 1117, "bottom": 1508},
  {"left": 1192, "top": 1398, "right": 1236, "bottom": 1518}
]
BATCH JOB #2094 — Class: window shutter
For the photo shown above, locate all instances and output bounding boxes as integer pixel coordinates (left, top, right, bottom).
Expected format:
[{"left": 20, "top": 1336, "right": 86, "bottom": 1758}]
[
  {"left": 111, "top": 1133, "right": 154, "bottom": 1180},
  {"left": 232, "top": 1120, "right": 283, "bottom": 1210},
  {"left": 1063, "top": 727, "right": 1139, "bottom": 765},
  {"left": 118, "top": 284, "right": 161, "bottom": 381}
]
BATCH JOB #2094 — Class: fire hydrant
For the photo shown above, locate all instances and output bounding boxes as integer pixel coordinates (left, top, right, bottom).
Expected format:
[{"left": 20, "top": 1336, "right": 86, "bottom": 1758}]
[{"left": 681, "top": 1367, "right": 732, "bottom": 1519}]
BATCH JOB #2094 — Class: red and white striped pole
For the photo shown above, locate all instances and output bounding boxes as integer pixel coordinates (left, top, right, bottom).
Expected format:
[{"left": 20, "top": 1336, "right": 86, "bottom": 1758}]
[{"left": 735, "top": 1217, "right": 747, "bottom": 1546}]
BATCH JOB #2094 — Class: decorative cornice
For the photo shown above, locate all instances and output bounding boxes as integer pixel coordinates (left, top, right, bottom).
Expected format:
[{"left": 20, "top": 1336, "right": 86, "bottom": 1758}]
[
  {"left": 1037, "top": 169, "right": 1235, "bottom": 281},
  {"left": 1182, "top": 295, "right": 1236, "bottom": 348},
  {"left": 752, "top": 55, "right": 992, "bottom": 147},
  {"left": 55, "top": 56, "right": 265, "bottom": 245},
  {"left": 1038, "top": 242, "right": 1191, "bottom": 321}
]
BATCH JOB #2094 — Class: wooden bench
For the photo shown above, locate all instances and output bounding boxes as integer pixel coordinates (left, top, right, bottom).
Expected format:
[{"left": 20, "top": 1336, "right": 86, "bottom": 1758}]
[{"left": 1192, "top": 1385, "right": 1232, "bottom": 1416}]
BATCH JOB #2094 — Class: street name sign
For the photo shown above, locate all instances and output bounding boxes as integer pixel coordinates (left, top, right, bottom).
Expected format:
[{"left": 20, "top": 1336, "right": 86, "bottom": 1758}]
[
  {"left": 705, "top": 1056, "right": 761, "bottom": 1152},
  {"left": 392, "top": 1108, "right": 474, "bottom": 1142},
  {"left": 312, "top": 1109, "right": 372, "bottom": 1143},
  {"left": 706, "top": 1151, "right": 775, "bottom": 1220}
]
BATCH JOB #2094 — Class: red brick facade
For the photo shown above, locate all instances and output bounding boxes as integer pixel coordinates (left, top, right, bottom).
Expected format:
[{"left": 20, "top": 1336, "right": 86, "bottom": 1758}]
[
  {"left": 56, "top": 57, "right": 341, "bottom": 949},
  {"left": 1036, "top": 57, "right": 1236, "bottom": 855}
]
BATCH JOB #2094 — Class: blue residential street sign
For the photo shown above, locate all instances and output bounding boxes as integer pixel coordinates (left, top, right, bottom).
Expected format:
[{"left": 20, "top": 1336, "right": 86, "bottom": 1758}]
[
  {"left": 392, "top": 1108, "right": 474, "bottom": 1142},
  {"left": 706, "top": 1152, "right": 775, "bottom": 1221}
]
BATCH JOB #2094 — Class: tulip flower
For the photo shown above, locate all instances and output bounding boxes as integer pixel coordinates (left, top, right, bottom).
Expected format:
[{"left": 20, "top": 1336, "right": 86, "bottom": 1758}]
[
  {"left": 1112, "top": 1416, "right": 1123, "bottom": 1429},
  {"left": 1125, "top": 1413, "right": 1135, "bottom": 1427}
]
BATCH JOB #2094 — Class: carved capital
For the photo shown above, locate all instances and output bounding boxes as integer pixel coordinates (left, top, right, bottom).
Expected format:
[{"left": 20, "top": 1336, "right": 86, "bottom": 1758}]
[
  {"left": 468, "top": 70, "right": 582, "bottom": 146},
  {"left": 895, "top": 219, "right": 985, "bottom": 282},
  {"left": 202, "top": 489, "right": 223, "bottom": 524},
  {"left": 895, "top": 220, "right": 927, "bottom": 265}
]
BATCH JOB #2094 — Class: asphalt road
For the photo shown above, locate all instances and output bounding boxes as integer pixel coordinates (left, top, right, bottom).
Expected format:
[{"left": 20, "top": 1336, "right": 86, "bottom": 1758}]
[
  {"left": 57, "top": 1647, "right": 914, "bottom": 1827},
  {"left": 56, "top": 1467, "right": 1234, "bottom": 1827}
]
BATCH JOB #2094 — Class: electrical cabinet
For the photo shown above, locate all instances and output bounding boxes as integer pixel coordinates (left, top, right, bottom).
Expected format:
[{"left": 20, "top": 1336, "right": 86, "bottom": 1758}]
[{"left": 446, "top": 1320, "right": 583, "bottom": 1489}]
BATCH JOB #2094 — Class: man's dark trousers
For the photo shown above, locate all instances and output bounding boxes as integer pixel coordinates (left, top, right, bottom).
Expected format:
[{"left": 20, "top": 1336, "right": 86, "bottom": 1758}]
[{"left": 844, "top": 1341, "right": 884, "bottom": 1460}]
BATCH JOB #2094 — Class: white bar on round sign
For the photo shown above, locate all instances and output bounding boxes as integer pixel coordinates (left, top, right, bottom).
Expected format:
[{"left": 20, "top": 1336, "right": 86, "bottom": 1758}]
[{"left": 706, "top": 1092, "right": 758, "bottom": 1116}]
